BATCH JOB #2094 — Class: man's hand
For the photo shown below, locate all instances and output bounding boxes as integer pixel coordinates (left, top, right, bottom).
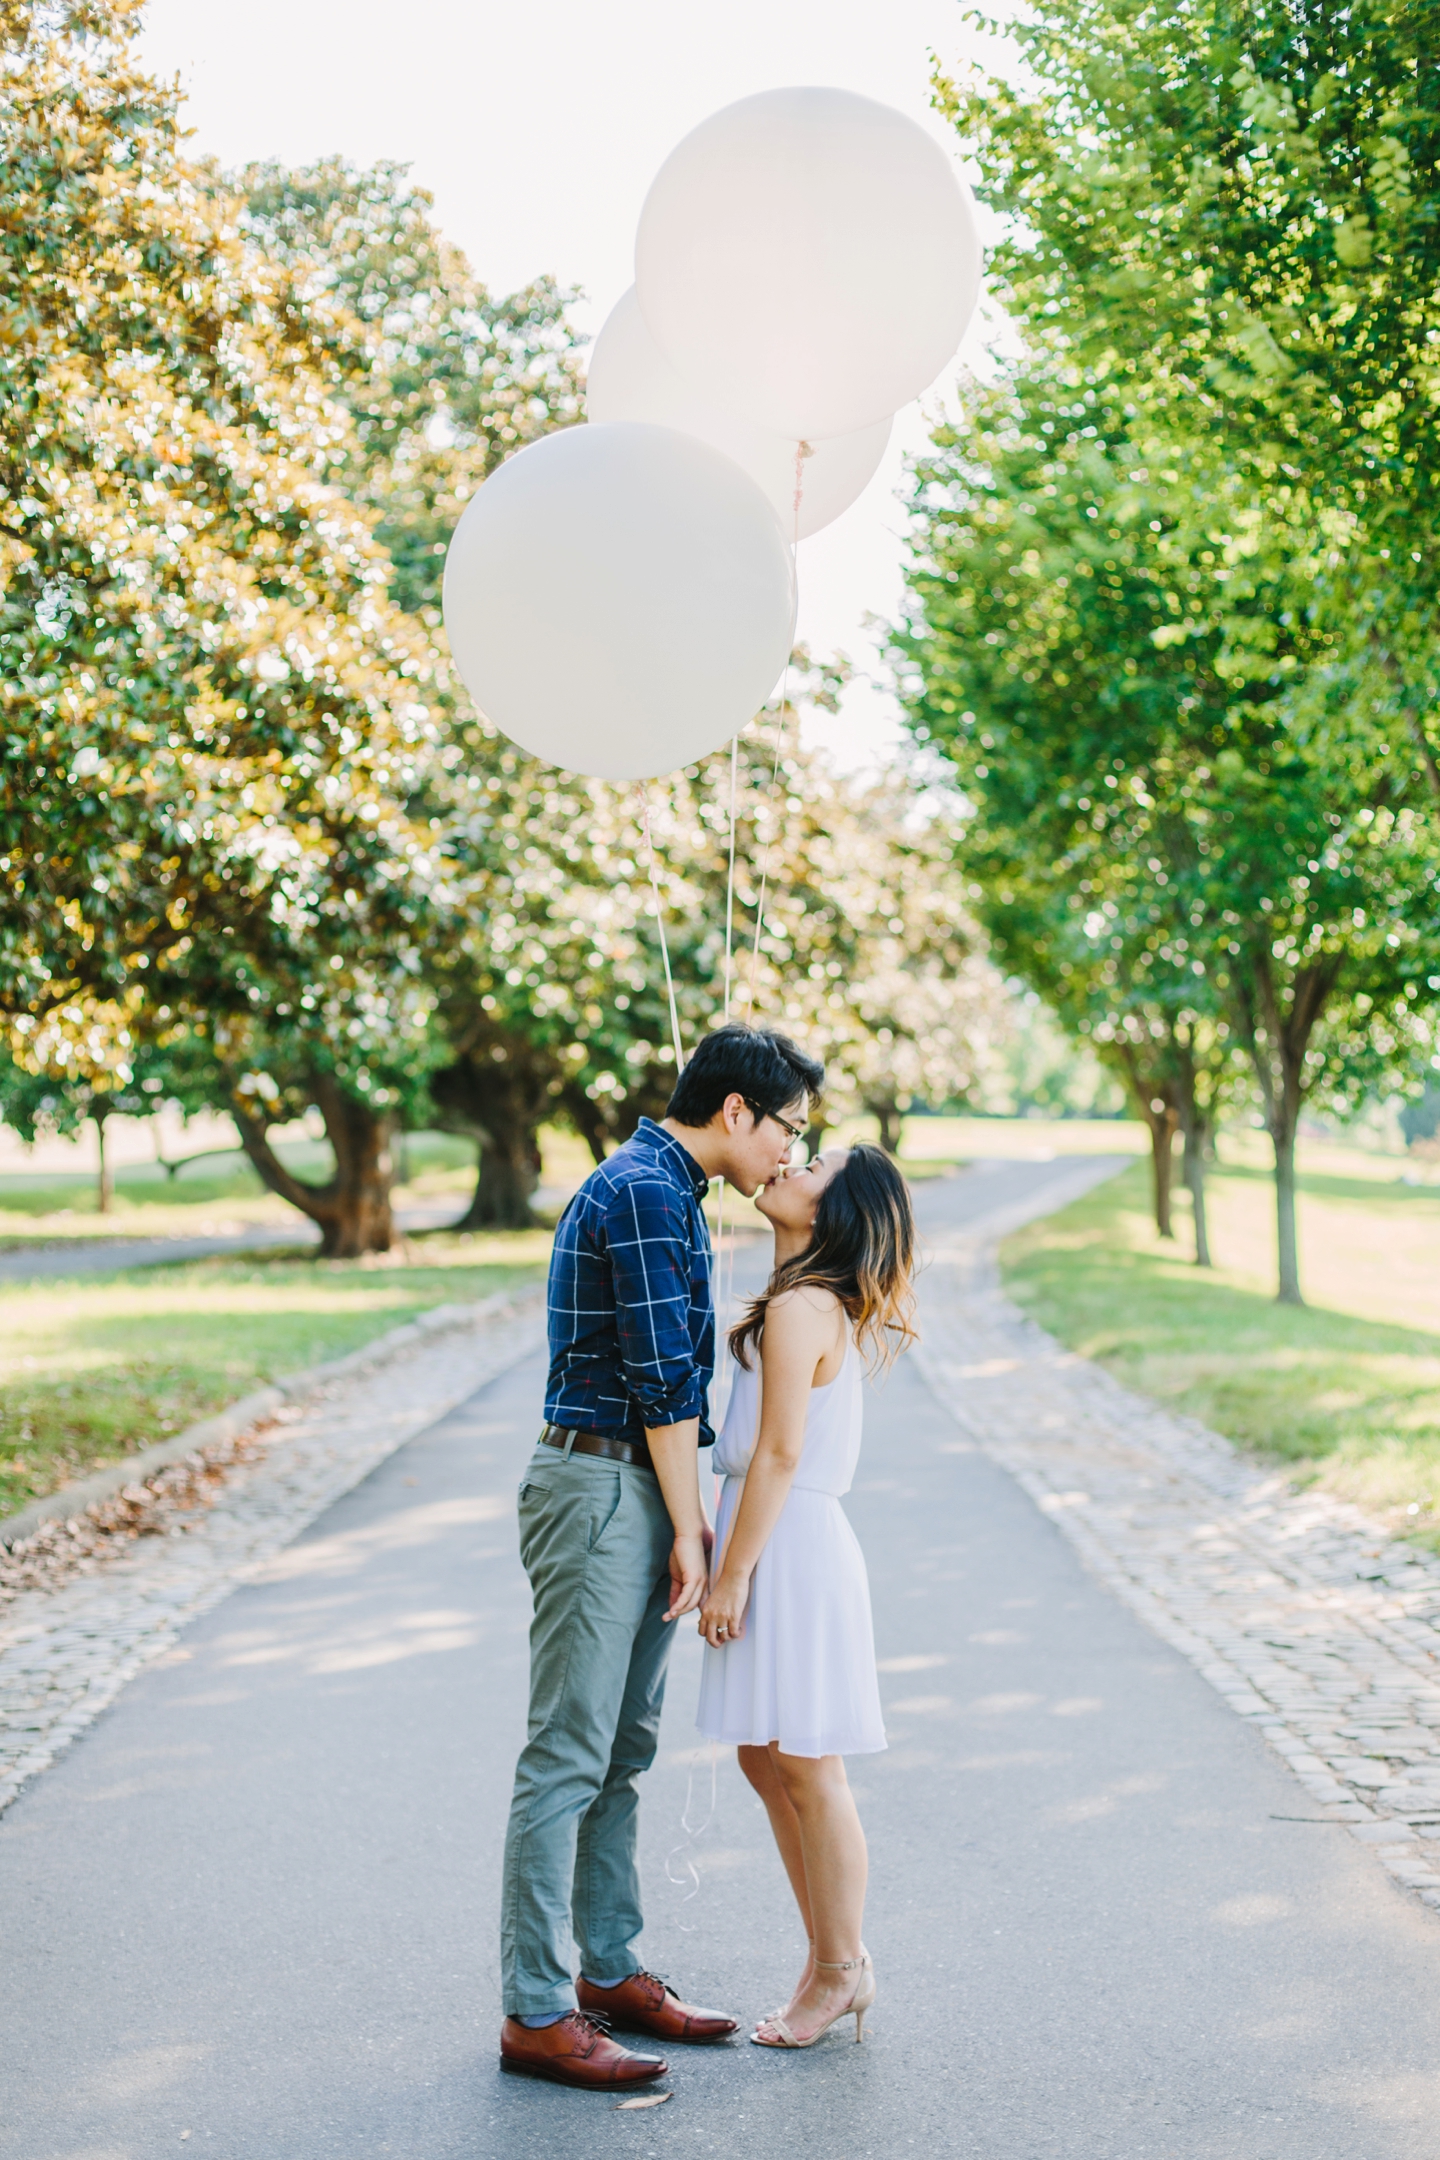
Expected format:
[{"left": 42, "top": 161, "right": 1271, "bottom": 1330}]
[
  {"left": 648, "top": 1418, "right": 707, "bottom": 1622},
  {"left": 665, "top": 1532, "right": 708, "bottom": 1622}
]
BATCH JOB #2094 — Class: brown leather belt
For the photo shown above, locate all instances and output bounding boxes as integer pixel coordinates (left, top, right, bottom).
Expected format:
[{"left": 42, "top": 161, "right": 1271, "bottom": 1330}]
[{"left": 539, "top": 1424, "right": 655, "bottom": 1472}]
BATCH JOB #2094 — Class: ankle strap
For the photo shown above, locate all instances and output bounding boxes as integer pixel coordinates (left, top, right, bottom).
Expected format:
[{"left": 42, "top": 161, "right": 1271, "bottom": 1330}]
[{"left": 814, "top": 1954, "right": 866, "bottom": 1971}]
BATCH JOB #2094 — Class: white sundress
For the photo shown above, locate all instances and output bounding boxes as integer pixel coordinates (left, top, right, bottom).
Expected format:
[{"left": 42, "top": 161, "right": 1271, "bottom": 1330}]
[{"left": 695, "top": 1335, "right": 886, "bottom": 1759}]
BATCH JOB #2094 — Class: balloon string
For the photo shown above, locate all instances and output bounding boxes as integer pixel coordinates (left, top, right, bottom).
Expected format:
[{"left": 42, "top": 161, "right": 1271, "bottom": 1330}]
[
  {"left": 637, "top": 784, "right": 685, "bottom": 1074},
  {"left": 709, "top": 733, "right": 741, "bottom": 1427},
  {"left": 712, "top": 1178, "right": 731, "bottom": 1428},
  {"left": 723, "top": 732, "right": 739, "bottom": 1026},
  {"left": 742, "top": 687, "right": 786, "bottom": 1021},
  {"left": 742, "top": 443, "right": 808, "bottom": 1022},
  {"left": 665, "top": 1742, "right": 720, "bottom": 1924}
]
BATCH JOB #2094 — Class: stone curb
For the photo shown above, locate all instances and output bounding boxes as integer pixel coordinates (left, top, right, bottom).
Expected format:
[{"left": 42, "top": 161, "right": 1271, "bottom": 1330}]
[{"left": 0, "top": 1285, "right": 546, "bottom": 1552}]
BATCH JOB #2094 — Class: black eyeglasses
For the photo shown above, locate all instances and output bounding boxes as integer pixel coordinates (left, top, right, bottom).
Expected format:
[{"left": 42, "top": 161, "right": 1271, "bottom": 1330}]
[{"left": 746, "top": 1100, "right": 808, "bottom": 1146}]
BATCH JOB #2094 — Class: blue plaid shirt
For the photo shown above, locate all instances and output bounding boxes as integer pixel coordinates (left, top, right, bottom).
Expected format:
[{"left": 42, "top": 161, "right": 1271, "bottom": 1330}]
[{"left": 544, "top": 1118, "right": 715, "bottom": 1447}]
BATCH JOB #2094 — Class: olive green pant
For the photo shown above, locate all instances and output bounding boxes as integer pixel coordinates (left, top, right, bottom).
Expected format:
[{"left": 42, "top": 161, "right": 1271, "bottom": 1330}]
[{"left": 500, "top": 1445, "right": 676, "bottom": 2017}]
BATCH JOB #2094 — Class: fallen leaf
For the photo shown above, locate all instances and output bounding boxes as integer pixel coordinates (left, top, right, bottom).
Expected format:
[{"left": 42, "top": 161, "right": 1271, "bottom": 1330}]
[{"left": 614, "top": 2092, "right": 672, "bottom": 2109}]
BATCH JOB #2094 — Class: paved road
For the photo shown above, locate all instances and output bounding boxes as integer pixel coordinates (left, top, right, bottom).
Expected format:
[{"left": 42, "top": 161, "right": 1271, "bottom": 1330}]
[
  {"left": 0, "top": 1201, "right": 489, "bottom": 1280},
  {"left": 5, "top": 1158, "right": 1440, "bottom": 2156}
]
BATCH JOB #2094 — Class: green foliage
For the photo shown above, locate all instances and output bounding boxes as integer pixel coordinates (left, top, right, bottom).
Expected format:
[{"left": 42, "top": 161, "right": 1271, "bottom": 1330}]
[
  {"left": 942, "top": 0, "right": 1440, "bottom": 524},
  {"left": 427, "top": 658, "right": 1005, "bottom": 1170},
  {"left": 238, "top": 159, "right": 585, "bottom": 619},
  {"left": 939, "top": 0, "right": 1440, "bottom": 794},
  {"left": 0, "top": 0, "right": 1014, "bottom": 1259},
  {"left": 896, "top": 378, "right": 1439, "bottom": 1123},
  {"left": 899, "top": 0, "right": 1440, "bottom": 1291},
  {"left": 0, "top": 0, "right": 449, "bottom": 1093}
]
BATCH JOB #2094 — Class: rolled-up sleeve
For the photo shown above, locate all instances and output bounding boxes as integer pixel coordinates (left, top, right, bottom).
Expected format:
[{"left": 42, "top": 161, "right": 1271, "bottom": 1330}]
[{"left": 604, "top": 1175, "right": 706, "bottom": 1429}]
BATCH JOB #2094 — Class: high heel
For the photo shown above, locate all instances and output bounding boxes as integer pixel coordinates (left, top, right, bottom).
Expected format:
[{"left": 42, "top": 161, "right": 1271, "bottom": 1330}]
[{"left": 750, "top": 1953, "right": 875, "bottom": 2049}]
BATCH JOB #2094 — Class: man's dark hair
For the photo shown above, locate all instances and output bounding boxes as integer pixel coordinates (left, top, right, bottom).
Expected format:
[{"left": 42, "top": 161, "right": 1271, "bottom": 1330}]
[{"left": 665, "top": 1025, "right": 824, "bottom": 1130}]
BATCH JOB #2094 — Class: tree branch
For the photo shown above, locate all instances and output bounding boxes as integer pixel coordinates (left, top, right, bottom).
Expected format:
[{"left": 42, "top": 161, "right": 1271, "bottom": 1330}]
[{"left": 231, "top": 1095, "right": 338, "bottom": 1230}]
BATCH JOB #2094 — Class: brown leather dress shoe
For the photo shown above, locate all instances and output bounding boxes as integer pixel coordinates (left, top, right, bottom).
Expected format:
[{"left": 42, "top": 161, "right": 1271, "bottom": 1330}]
[
  {"left": 500, "top": 2011, "right": 668, "bottom": 2089},
  {"left": 577, "top": 1969, "right": 739, "bottom": 2043}
]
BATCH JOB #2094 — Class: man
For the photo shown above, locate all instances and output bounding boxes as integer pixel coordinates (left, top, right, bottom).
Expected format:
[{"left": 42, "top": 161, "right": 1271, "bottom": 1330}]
[{"left": 499, "top": 1025, "right": 825, "bottom": 2090}]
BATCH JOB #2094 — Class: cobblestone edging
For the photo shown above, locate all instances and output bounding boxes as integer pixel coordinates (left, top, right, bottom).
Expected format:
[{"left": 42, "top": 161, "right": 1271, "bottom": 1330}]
[
  {"left": 0, "top": 1288, "right": 546, "bottom": 1817},
  {"left": 915, "top": 1202, "right": 1440, "bottom": 1915}
]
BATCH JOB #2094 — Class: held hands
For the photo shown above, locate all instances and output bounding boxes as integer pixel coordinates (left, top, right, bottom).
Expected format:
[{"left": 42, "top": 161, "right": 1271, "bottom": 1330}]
[
  {"left": 665, "top": 1533, "right": 709, "bottom": 1622},
  {"left": 699, "top": 1569, "right": 751, "bottom": 1648}
]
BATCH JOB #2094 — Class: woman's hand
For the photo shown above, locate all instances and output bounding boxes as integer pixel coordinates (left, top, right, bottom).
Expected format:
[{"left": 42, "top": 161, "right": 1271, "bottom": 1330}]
[{"left": 699, "top": 1569, "right": 751, "bottom": 1648}]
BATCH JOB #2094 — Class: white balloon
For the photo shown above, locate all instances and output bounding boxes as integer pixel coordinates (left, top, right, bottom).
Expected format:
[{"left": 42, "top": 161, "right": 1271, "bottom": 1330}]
[
  {"left": 442, "top": 423, "right": 796, "bottom": 782},
  {"left": 636, "top": 86, "right": 981, "bottom": 442},
  {"left": 587, "top": 287, "right": 891, "bottom": 540}
]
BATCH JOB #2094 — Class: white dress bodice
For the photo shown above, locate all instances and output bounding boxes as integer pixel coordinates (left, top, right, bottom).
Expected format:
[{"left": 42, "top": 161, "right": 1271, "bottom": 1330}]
[{"left": 711, "top": 1337, "right": 863, "bottom": 1496}]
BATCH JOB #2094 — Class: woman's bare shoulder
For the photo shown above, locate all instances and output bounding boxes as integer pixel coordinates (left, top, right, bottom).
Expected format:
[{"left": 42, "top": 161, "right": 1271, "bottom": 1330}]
[{"left": 763, "top": 1282, "right": 844, "bottom": 1333}]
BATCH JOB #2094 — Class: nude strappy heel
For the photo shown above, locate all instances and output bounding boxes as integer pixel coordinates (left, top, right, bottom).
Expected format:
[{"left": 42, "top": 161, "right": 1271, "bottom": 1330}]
[{"left": 750, "top": 1952, "right": 875, "bottom": 2048}]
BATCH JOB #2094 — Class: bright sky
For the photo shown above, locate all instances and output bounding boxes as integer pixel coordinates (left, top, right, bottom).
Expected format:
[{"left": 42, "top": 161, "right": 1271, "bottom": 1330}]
[{"left": 139, "top": 0, "right": 997, "bottom": 767}]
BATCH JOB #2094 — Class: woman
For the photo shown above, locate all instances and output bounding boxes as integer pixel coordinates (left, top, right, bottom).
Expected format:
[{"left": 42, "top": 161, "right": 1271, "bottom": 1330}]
[{"left": 697, "top": 1142, "right": 917, "bottom": 2049}]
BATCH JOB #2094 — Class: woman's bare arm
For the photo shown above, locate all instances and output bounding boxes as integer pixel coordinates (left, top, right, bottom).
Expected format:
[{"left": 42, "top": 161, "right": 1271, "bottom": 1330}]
[{"left": 698, "top": 1288, "right": 844, "bottom": 1648}]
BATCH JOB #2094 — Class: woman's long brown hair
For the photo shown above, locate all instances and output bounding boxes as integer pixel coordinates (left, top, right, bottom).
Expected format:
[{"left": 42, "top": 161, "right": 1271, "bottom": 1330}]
[{"left": 729, "top": 1143, "right": 918, "bottom": 1373}]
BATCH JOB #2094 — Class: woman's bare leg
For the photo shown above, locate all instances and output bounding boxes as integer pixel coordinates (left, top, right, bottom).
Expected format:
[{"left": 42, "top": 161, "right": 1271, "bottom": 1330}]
[
  {"left": 753, "top": 1747, "right": 868, "bottom": 2042},
  {"left": 738, "top": 1744, "right": 813, "bottom": 1940}
]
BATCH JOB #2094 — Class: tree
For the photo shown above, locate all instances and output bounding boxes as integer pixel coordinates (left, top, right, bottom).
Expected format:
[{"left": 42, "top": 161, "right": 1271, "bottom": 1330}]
[
  {"left": 234, "top": 157, "right": 596, "bottom": 1230},
  {"left": 237, "top": 158, "right": 585, "bottom": 622},
  {"left": 0, "top": 3, "right": 504, "bottom": 1255},
  {"left": 417, "top": 657, "right": 1006, "bottom": 1223},
  {"left": 895, "top": 374, "right": 1440, "bottom": 1298},
  {"left": 938, "top": 0, "right": 1440, "bottom": 808}
]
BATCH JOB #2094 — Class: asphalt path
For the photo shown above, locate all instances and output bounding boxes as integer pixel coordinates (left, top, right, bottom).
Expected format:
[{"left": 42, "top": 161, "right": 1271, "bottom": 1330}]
[
  {"left": 5, "top": 1158, "right": 1440, "bottom": 2157},
  {"left": 0, "top": 1200, "right": 489, "bottom": 1280}
]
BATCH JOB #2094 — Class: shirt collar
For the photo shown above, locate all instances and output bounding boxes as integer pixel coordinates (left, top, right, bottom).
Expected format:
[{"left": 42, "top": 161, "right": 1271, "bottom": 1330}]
[{"left": 634, "top": 1117, "right": 710, "bottom": 1200}]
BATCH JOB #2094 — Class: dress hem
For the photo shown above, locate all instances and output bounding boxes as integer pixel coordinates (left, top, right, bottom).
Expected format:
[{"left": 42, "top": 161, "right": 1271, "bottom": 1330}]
[{"left": 695, "top": 1726, "right": 888, "bottom": 1759}]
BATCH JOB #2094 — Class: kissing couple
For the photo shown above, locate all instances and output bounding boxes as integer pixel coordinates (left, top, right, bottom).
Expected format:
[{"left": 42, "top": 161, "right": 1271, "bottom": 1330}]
[{"left": 498, "top": 1023, "right": 918, "bottom": 2088}]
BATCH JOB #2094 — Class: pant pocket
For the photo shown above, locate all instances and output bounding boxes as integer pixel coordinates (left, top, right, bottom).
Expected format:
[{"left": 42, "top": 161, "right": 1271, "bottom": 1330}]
[{"left": 587, "top": 1473, "right": 626, "bottom": 1552}]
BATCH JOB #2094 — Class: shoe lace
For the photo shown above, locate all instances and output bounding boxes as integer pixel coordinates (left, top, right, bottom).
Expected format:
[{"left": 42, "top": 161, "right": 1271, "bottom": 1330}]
[{"left": 632, "top": 1969, "right": 675, "bottom": 2002}]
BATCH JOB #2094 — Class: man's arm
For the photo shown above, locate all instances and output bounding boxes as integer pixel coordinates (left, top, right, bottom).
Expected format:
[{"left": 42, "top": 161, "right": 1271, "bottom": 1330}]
[
  {"left": 646, "top": 1417, "right": 707, "bottom": 1621},
  {"left": 606, "top": 1177, "right": 712, "bottom": 1620}
]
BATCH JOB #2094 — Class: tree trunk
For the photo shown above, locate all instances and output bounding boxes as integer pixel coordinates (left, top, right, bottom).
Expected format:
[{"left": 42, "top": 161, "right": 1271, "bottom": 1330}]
[
  {"left": 93, "top": 1103, "right": 112, "bottom": 1215},
  {"left": 868, "top": 1095, "right": 904, "bottom": 1156},
  {"left": 429, "top": 1039, "right": 556, "bottom": 1231},
  {"left": 1272, "top": 1113, "right": 1303, "bottom": 1306},
  {"left": 453, "top": 1125, "right": 543, "bottom": 1231},
  {"left": 1112, "top": 1047, "right": 1177, "bottom": 1238},
  {"left": 561, "top": 1082, "right": 613, "bottom": 1168},
  {"left": 231, "top": 1072, "right": 395, "bottom": 1257},
  {"left": 1225, "top": 946, "right": 1338, "bottom": 1307},
  {"left": 1130, "top": 1080, "right": 1178, "bottom": 1238},
  {"left": 1147, "top": 1109, "right": 1176, "bottom": 1239},
  {"left": 1168, "top": 1037, "right": 1213, "bottom": 1269},
  {"left": 1178, "top": 1120, "right": 1212, "bottom": 1267}
]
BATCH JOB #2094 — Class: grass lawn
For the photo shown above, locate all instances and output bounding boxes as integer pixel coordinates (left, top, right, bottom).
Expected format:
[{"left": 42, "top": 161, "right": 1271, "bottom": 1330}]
[
  {"left": 1000, "top": 1149, "right": 1440, "bottom": 1550},
  {"left": 895, "top": 1113, "right": 1149, "bottom": 1165},
  {"left": 0, "top": 1130, "right": 487, "bottom": 1246},
  {"left": 0, "top": 1231, "right": 550, "bottom": 1526}
]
